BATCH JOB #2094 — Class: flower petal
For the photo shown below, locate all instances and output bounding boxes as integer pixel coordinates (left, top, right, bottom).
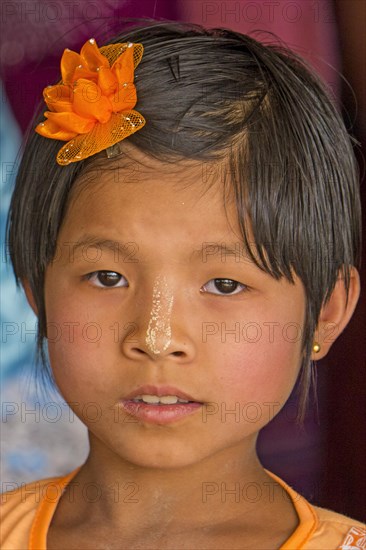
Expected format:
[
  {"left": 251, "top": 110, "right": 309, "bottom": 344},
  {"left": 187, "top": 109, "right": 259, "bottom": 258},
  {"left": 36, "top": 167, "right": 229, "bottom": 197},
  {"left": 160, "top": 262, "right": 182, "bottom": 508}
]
[
  {"left": 35, "top": 118, "right": 77, "bottom": 141},
  {"left": 97, "top": 67, "right": 117, "bottom": 95},
  {"left": 112, "top": 44, "right": 135, "bottom": 85},
  {"left": 80, "top": 38, "right": 109, "bottom": 72},
  {"left": 56, "top": 110, "right": 146, "bottom": 165},
  {"left": 43, "top": 85, "right": 73, "bottom": 112},
  {"left": 45, "top": 111, "right": 95, "bottom": 135},
  {"left": 73, "top": 79, "right": 112, "bottom": 123},
  {"left": 60, "top": 49, "right": 81, "bottom": 85},
  {"left": 72, "top": 66, "right": 97, "bottom": 83},
  {"left": 110, "top": 83, "right": 137, "bottom": 113}
]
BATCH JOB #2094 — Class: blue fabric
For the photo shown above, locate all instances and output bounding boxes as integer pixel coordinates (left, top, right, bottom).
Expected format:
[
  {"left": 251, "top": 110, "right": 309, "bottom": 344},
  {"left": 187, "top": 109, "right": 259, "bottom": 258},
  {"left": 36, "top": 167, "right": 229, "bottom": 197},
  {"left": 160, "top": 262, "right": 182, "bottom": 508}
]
[{"left": 0, "top": 85, "right": 37, "bottom": 381}]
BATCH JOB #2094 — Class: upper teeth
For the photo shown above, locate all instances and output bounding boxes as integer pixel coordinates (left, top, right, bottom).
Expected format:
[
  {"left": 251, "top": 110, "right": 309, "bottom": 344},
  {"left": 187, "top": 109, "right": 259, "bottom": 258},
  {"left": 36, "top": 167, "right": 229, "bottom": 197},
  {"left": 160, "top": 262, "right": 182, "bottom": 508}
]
[{"left": 133, "top": 394, "right": 190, "bottom": 404}]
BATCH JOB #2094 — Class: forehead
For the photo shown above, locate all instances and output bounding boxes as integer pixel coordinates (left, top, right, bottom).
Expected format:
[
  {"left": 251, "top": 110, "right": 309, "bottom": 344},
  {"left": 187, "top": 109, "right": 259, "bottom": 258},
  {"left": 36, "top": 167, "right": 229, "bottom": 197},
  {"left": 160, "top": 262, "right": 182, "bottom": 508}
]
[
  {"left": 56, "top": 151, "right": 261, "bottom": 270},
  {"left": 69, "top": 148, "right": 238, "bottom": 219},
  {"left": 75, "top": 145, "right": 230, "bottom": 197}
]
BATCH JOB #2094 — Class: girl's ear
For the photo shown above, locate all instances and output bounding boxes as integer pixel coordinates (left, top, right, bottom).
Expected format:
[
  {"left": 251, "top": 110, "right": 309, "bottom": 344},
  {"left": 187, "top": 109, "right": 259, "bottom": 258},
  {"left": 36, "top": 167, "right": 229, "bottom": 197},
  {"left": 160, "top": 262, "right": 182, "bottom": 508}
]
[
  {"left": 311, "top": 267, "right": 361, "bottom": 360},
  {"left": 22, "top": 280, "right": 38, "bottom": 316}
]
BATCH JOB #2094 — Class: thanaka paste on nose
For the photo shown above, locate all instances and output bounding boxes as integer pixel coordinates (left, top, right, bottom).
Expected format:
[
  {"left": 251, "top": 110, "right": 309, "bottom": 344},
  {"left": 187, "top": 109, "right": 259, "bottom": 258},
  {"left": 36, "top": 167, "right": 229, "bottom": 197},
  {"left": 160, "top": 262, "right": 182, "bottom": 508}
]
[{"left": 145, "top": 275, "right": 174, "bottom": 355}]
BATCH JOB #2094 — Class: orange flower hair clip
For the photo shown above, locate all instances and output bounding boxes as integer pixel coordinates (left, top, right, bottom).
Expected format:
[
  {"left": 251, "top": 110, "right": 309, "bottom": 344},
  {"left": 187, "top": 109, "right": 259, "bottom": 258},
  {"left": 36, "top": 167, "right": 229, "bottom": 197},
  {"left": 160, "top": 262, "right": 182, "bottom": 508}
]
[{"left": 35, "top": 38, "right": 146, "bottom": 165}]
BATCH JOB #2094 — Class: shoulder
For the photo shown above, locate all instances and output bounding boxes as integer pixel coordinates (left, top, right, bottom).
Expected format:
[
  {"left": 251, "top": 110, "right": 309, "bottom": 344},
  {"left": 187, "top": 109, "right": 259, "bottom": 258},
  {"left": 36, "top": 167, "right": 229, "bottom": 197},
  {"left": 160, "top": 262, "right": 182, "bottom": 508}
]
[
  {"left": 306, "top": 505, "right": 366, "bottom": 549},
  {"left": 0, "top": 473, "right": 70, "bottom": 550},
  {"left": 265, "top": 470, "right": 365, "bottom": 549}
]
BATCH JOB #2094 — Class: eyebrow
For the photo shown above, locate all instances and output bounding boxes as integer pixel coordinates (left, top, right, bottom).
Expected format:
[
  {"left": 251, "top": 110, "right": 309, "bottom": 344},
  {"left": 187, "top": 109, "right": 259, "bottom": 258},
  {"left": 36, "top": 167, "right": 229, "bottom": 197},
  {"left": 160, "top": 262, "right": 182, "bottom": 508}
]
[
  {"left": 66, "top": 235, "right": 249, "bottom": 263},
  {"left": 65, "top": 236, "right": 141, "bottom": 266},
  {"left": 69, "top": 236, "right": 125, "bottom": 255},
  {"left": 190, "top": 242, "right": 249, "bottom": 261}
]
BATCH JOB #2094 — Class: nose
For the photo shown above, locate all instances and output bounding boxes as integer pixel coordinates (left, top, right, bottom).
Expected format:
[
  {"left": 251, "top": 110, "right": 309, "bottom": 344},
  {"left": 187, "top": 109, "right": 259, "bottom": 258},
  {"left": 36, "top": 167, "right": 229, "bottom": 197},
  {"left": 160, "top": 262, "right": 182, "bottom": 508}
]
[
  {"left": 123, "top": 335, "right": 194, "bottom": 362},
  {"left": 121, "top": 275, "right": 196, "bottom": 363}
]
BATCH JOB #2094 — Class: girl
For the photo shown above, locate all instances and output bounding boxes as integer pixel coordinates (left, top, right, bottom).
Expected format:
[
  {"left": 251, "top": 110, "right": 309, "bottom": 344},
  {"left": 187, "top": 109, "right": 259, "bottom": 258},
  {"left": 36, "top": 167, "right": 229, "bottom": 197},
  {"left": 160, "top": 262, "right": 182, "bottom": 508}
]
[{"left": 1, "top": 21, "right": 365, "bottom": 549}]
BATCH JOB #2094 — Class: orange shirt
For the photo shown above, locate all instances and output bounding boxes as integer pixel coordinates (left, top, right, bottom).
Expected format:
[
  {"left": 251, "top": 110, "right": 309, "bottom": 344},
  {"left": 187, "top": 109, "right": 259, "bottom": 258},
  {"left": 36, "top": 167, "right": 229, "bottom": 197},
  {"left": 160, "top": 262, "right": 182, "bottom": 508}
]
[{"left": 1, "top": 468, "right": 365, "bottom": 549}]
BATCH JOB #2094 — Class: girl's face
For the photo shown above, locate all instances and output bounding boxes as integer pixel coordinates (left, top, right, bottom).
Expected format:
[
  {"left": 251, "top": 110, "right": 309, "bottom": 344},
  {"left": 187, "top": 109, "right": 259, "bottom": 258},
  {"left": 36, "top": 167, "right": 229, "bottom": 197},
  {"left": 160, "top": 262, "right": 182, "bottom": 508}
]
[{"left": 44, "top": 158, "right": 306, "bottom": 469}]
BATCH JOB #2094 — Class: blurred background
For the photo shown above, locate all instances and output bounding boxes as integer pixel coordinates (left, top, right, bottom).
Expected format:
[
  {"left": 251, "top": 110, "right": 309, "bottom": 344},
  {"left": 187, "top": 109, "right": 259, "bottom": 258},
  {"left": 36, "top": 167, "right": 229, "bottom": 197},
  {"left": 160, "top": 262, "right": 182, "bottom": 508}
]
[{"left": 1, "top": 0, "right": 365, "bottom": 521}]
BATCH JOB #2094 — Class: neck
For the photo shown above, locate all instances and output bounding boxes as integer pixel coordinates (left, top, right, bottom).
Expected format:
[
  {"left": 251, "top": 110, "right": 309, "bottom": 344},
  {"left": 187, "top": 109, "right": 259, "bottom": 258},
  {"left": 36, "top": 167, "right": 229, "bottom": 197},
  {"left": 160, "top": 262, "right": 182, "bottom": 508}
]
[{"left": 61, "top": 432, "right": 278, "bottom": 530}]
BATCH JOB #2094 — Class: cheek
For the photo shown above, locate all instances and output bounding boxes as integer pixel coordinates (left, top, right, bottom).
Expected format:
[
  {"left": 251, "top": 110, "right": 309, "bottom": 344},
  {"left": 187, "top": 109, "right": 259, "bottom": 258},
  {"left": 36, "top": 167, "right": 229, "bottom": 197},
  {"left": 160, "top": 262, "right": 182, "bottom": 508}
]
[
  {"left": 211, "top": 307, "right": 304, "bottom": 406},
  {"left": 45, "top": 292, "right": 115, "bottom": 395},
  {"left": 219, "top": 342, "right": 301, "bottom": 402}
]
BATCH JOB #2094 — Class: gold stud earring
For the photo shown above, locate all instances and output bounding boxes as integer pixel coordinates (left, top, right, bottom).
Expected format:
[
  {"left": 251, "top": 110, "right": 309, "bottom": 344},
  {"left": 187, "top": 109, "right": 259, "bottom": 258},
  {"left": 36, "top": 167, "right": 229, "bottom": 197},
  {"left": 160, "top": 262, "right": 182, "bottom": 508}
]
[{"left": 312, "top": 342, "right": 321, "bottom": 354}]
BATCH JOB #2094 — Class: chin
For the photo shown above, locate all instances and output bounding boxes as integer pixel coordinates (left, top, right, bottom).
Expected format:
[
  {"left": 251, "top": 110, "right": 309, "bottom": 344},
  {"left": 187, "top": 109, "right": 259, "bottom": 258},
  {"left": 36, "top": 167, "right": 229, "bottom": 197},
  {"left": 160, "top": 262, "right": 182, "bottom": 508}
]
[{"left": 102, "top": 434, "right": 206, "bottom": 470}]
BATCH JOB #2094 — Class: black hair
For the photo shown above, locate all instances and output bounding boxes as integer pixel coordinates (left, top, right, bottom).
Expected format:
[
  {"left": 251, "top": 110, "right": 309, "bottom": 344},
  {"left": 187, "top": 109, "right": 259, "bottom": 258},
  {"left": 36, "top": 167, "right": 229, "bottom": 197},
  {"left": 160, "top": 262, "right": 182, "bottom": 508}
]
[{"left": 7, "top": 21, "right": 361, "bottom": 420}]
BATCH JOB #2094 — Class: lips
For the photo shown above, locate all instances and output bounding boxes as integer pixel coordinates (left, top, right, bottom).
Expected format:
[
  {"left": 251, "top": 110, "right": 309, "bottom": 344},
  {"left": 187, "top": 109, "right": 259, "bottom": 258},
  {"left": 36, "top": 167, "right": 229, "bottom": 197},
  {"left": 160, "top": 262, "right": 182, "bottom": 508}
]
[
  {"left": 119, "top": 384, "right": 203, "bottom": 425},
  {"left": 122, "top": 385, "right": 201, "bottom": 403}
]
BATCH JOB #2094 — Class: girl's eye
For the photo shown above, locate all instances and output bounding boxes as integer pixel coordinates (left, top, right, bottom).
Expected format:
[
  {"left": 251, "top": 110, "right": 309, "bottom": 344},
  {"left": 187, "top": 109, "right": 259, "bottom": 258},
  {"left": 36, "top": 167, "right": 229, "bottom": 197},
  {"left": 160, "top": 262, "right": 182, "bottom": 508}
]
[
  {"left": 201, "top": 278, "right": 249, "bottom": 296},
  {"left": 84, "top": 271, "right": 128, "bottom": 288}
]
